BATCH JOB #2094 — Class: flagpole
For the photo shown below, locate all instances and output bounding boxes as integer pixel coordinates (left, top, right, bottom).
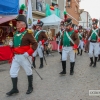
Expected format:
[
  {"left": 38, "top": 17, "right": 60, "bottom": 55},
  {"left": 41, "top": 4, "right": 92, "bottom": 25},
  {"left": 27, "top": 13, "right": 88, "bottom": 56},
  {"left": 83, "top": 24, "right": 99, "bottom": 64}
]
[{"left": 27, "top": 0, "right": 33, "bottom": 29}]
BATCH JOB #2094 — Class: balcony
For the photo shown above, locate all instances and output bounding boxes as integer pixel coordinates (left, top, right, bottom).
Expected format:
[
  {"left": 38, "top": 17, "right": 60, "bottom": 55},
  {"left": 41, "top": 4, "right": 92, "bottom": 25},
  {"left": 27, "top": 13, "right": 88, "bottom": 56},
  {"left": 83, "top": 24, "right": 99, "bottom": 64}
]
[{"left": 32, "top": 0, "right": 46, "bottom": 17}]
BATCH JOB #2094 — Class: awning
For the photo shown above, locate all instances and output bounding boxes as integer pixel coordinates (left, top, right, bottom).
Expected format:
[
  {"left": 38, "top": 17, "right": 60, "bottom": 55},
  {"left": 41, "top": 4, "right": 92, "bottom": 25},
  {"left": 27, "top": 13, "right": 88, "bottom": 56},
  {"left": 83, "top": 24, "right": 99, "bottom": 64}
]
[
  {"left": 0, "top": 15, "right": 17, "bottom": 24},
  {"left": 0, "top": 0, "right": 19, "bottom": 15}
]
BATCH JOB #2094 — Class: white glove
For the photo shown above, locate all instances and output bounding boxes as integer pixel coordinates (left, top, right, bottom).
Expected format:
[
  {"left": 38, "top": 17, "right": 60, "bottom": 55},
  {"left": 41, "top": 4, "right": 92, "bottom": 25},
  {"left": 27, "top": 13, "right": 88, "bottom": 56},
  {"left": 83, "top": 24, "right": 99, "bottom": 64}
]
[
  {"left": 23, "top": 52, "right": 29, "bottom": 58},
  {"left": 39, "top": 41, "right": 42, "bottom": 45},
  {"left": 9, "top": 40, "right": 13, "bottom": 47},
  {"left": 40, "top": 45, "right": 44, "bottom": 50}
]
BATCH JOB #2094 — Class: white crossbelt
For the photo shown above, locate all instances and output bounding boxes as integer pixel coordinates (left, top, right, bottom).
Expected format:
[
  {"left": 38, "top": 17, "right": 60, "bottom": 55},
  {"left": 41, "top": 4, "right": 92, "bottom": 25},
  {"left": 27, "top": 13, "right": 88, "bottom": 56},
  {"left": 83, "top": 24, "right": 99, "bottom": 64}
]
[
  {"left": 35, "top": 30, "right": 46, "bottom": 38},
  {"left": 91, "top": 29, "right": 99, "bottom": 37},
  {"left": 78, "top": 33, "right": 82, "bottom": 38},
  {"left": 59, "top": 30, "right": 63, "bottom": 38},
  {"left": 66, "top": 31, "right": 75, "bottom": 45}
]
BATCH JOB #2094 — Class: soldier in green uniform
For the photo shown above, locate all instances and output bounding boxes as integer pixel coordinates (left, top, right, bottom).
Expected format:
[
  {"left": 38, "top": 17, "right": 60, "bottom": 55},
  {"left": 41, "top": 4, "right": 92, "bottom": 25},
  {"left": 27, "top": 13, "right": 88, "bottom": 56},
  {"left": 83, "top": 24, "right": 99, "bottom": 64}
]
[
  {"left": 87, "top": 18, "right": 100, "bottom": 67},
  {"left": 59, "top": 18, "right": 79, "bottom": 75},
  {"left": 6, "top": 15, "right": 38, "bottom": 96},
  {"left": 56, "top": 20, "right": 65, "bottom": 60},
  {"left": 32, "top": 20, "right": 48, "bottom": 69},
  {"left": 77, "top": 25, "right": 84, "bottom": 55}
]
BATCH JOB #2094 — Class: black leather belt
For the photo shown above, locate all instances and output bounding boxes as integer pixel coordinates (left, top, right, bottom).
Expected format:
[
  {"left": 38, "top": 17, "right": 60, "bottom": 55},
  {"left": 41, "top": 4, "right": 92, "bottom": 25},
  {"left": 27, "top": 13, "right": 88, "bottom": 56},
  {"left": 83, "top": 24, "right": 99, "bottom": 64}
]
[{"left": 90, "top": 40, "right": 97, "bottom": 43}]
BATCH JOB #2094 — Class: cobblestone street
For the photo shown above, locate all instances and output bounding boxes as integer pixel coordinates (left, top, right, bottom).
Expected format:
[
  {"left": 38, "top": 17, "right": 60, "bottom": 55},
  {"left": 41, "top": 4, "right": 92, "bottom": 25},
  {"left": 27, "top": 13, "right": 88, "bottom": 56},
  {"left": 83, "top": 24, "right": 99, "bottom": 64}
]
[{"left": 0, "top": 52, "right": 100, "bottom": 100}]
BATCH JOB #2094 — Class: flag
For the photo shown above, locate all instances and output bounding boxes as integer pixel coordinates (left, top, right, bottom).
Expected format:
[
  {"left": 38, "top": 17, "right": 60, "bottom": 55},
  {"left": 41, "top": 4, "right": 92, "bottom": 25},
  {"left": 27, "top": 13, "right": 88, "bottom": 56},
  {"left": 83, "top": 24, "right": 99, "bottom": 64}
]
[
  {"left": 45, "top": 4, "right": 51, "bottom": 16},
  {"left": 50, "top": 6, "right": 55, "bottom": 10},
  {"left": 27, "top": 0, "right": 33, "bottom": 29}
]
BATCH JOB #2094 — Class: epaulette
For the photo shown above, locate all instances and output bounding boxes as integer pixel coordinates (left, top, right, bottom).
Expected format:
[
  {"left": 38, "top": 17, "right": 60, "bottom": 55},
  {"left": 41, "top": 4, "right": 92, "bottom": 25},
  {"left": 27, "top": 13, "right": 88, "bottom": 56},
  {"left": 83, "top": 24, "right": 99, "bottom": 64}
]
[{"left": 27, "top": 29, "right": 33, "bottom": 34}]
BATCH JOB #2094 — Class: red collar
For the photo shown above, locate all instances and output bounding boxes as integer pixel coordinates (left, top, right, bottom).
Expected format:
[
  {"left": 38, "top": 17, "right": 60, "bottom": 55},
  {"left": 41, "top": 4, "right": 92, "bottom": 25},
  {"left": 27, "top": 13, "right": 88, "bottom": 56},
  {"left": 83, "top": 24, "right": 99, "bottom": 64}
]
[
  {"left": 69, "top": 28, "right": 73, "bottom": 31},
  {"left": 19, "top": 28, "right": 25, "bottom": 33}
]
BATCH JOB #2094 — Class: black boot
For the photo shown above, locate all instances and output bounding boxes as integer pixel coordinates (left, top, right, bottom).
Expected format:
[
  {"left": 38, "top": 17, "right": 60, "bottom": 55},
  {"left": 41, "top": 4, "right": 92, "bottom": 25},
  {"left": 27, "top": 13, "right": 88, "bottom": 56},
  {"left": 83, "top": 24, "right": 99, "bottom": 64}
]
[
  {"left": 77, "top": 48, "right": 80, "bottom": 55},
  {"left": 46, "top": 50, "right": 49, "bottom": 56},
  {"left": 89, "top": 57, "right": 94, "bottom": 66},
  {"left": 70, "top": 62, "right": 75, "bottom": 75},
  {"left": 80, "top": 50, "right": 83, "bottom": 56},
  {"left": 98, "top": 55, "right": 100, "bottom": 61},
  {"left": 32, "top": 57, "right": 36, "bottom": 68},
  {"left": 39, "top": 58, "right": 43, "bottom": 69},
  {"left": 26, "top": 75, "right": 33, "bottom": 94},
  {"left": 59, "top": 61, "right": 66, "bottom": 75},
  {"left": 93, "top": 57, "right": 97, "bottom": 67},
  {"left": 59, "top": 52, "right": 62, "bottom": 60},
  {"left": 6, "top": 77, "right": 19, "bottom": 96}
]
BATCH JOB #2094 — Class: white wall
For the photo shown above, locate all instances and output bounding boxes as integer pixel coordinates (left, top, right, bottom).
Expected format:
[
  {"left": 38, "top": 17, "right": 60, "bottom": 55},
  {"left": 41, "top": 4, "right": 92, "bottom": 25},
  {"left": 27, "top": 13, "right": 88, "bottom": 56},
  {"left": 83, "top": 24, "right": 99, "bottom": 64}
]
[{"left": 79, "top": 11, "right": 92, "bottom": 29}]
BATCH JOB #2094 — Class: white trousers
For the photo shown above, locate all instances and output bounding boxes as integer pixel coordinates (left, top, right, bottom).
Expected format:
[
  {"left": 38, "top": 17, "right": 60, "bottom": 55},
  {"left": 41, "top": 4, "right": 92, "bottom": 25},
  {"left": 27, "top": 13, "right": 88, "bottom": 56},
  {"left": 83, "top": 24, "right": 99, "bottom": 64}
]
[
  {"left": 99, "top": 43, "right": 100, "bottom": 54},
  {"left": 32, "top": 44, "right": 43, "bottom": 58},
  {"left": 57, "top": 41, "right": 61, "bottom": 52},
  {"left": 78, "top": 40, "right": 84, "bottom": 50},
  {"left": 62, "top": 46, "right": 75, "bottom": 62},
  {"left": 89, "top": 42, "right": 99, "bottom": 57},
  {"left": 10, "top": 55, "right": 32, "bottom": 78}
]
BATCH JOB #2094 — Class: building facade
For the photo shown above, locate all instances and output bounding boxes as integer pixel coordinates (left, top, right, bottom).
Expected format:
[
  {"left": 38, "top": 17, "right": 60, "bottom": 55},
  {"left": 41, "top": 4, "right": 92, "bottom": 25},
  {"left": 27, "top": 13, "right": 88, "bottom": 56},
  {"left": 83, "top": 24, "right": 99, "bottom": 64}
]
[
  {"left": 65, "top": 0, "right": 81, "bottom": 25},
  {"left": 20, "top": 0, "right": 81, "bottom": 26},
  {"left": 79, "top": 11, "right": 92, "bottom": 29},
  {"left": 32, "top": 0, "right": 65, "bottom": 20}
]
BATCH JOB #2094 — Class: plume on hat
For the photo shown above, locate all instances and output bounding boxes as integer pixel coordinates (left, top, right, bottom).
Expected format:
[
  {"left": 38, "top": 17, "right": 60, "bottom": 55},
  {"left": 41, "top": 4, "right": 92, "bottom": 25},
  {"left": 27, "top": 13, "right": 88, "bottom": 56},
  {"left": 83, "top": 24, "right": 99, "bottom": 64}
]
[{"left": 19, "top": 4, "right": 26, "bottom": 14}]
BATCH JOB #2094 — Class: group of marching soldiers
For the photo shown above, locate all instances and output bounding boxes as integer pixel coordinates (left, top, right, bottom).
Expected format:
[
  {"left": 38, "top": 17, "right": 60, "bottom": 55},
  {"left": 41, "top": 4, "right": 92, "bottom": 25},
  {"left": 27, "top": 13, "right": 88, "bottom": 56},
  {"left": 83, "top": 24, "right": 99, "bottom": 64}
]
[
  {"left": 6, "top": 14, "right": 100, "bottom": 96},
  {"left": 56, "top": 18, "right": 100, "bottom": 75}
]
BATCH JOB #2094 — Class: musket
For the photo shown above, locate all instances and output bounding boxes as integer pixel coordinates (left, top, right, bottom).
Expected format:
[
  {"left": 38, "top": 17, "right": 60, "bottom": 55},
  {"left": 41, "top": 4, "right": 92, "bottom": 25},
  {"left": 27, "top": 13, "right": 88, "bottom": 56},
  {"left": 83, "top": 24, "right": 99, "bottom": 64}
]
[
  {"left": 40, "top": 46, "right": 47, "bottom": 65},
  {"left": 27, "top": 58, "right": 43, "bottom": 80}
]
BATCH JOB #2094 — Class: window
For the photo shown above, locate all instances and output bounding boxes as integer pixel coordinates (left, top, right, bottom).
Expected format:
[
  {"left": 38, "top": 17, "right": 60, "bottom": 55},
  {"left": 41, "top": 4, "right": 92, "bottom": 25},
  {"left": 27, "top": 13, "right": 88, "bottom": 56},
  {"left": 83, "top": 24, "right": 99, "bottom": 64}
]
[
  {"left": 52, "top": 0, "right": 58, "bottom": 4},
  {"left": 67, "top": 0, "right": 72, "bottom": 7},
  {"left": 36, "top": 0, "right": 45, "bottom": 12}
]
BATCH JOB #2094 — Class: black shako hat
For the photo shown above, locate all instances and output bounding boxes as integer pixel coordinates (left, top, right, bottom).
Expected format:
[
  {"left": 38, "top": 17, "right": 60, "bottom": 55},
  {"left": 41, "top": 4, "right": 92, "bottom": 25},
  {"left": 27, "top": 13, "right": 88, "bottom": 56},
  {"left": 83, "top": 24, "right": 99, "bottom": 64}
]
[
  {"left": 78, "top": 25, "right": 83, "bottom": 30},
  {"left": 64, "top": 18, "right": 72, "bottom": 26},
  {"left": 36, "top": 20, "right": 44, "bottom": 27},
  {"left": 16, "top": 14, "right": 28, "bottom": 28},
  {"left": 92, "top": 18, "right": 98, "bottom": 25},
  {"left": 60, "top": 20, "right": 64, "bottom": 25}
]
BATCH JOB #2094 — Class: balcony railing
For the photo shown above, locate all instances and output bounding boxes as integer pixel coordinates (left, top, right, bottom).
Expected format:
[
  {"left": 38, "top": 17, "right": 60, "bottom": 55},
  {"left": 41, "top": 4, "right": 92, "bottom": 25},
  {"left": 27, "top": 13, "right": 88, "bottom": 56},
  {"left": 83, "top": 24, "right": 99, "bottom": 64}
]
[{"left": 32, "top": 1, "right": 46, "bottom": 13}]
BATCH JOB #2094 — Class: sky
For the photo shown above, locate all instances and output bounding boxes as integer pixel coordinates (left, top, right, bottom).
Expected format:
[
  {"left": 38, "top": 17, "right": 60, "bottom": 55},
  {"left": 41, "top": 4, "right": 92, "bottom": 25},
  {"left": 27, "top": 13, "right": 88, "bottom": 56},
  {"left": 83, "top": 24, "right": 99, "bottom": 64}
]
[{"left": 80, "top": 0, "right": 100, "bottom": 19}]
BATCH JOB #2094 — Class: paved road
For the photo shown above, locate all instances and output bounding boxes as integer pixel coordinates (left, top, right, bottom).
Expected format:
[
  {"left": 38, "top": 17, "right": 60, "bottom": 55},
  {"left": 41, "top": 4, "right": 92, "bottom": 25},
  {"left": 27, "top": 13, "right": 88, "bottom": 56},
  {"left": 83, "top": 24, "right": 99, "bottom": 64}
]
[{"left": 0, "top": 52, "right": 100, "bottom": 100}]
